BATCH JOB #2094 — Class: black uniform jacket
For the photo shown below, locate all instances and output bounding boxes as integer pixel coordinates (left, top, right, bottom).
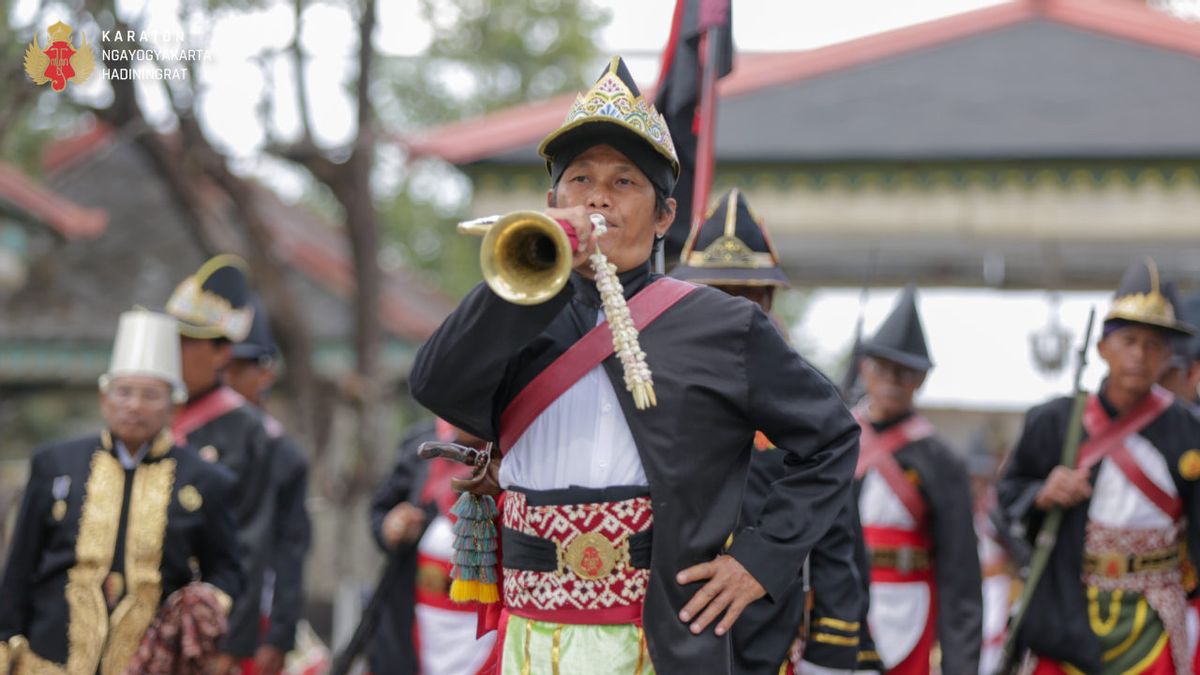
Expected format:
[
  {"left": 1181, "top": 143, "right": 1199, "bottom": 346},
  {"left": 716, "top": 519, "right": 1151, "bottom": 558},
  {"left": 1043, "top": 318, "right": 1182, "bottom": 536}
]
[
  {"left": 858, "top": 414, "right": 983, "bottom": 675},
  {"left": 181, "top": 386, "right": 275, "bottom": 658},
  {"left": 262, "top": 419, "right": 311, "bottom": 652},
  {"left": 997, "top": 392, "right": 1200, "bottom": 672},
  {"left": 0, "top": 431, "right": 242, "bottom": 670},
  {"left": 409, "top": 260, "right": 860, "bottom": 673},
  {"left": 733, "top": 447, "right": 870, "bottom": 673}
]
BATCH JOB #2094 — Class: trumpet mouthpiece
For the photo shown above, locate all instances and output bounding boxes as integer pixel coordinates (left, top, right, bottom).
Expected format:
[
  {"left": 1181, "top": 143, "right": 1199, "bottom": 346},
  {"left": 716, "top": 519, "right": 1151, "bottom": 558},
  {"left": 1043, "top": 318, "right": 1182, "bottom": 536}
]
[{"left": 457, "top": 215, "right": 502, "bottom": 235}]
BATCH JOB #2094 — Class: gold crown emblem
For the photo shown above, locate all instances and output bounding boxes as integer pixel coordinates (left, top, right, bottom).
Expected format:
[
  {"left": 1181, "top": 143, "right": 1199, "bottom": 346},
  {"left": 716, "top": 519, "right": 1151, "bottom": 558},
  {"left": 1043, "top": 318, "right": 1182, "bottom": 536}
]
[
  {"left": 700, "top": 236, "right": 758, "bottom": 267},
  {"left": 683, "top": 189, "right": 779, "bottom": 270},
  {"left": 1104, "top": 257, "right": 1188, "bottom": 332},
  {"left": 47, "top": 21, "right": 72, "bottom": 42},
  {"left": 23, "top": 20, "right": 95, "bottom": 92},
  {"left": 1108, "top": 291, "right": 1176, "bottom": 324}
]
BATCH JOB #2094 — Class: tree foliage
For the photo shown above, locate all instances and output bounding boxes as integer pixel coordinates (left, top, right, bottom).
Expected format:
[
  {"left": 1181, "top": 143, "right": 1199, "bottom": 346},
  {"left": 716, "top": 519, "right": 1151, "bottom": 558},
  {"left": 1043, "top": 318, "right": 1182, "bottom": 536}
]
[
  {"left": 381, "top": 0, "right": 610, "bottom": 129},
  {"left": 377, "top": 0, "right": 610, "bottom": 298}
]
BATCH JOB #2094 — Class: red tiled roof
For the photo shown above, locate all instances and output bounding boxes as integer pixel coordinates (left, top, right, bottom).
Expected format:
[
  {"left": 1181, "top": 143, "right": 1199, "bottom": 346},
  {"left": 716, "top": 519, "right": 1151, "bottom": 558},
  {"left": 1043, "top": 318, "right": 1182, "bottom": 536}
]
[
  {"left": 0, "top": 161, "right": 107, "bottom": 238},
  {"left": 41, "top": 122, "right": 113, "bottom": 175},
  {"left": 397, "top": 0, "right": 1200, "bottom": 164}
]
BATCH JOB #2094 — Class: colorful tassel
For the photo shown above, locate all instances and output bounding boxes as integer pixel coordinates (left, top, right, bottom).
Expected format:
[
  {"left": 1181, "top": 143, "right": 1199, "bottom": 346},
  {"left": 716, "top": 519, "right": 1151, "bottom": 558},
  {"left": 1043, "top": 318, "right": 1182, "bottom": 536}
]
[{"left": 448, "top": 491, "right": 500, "bottom": 604}]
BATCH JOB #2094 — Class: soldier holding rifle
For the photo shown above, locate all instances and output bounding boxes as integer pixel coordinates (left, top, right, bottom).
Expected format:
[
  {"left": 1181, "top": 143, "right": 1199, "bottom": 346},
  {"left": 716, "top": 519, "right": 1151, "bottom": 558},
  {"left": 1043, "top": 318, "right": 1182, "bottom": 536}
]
[{"left": 998, "top": 258, "right": 1200, "bottom": 674}]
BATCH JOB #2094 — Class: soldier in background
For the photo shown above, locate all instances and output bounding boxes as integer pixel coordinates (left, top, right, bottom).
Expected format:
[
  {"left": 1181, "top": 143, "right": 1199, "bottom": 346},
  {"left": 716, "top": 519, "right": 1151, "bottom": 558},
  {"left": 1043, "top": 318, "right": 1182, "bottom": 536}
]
[
  {"left": 672, "top": 189, "right": 876, "bottom": 674},
  {"left": 165, "top": 254, "right": 277, "bottom": 674},
  {"left": 999, "top": 259, "right": 1200, "bottom": 673},
  {"left": 852, "top": 286, "right": 982, "bottom": 675},
  {"left": 366, "top": 419, "right": 496, "bottom": 675},
  {"left": 1159, "top": 291, "right": 1200, "bottom": 416},
  {"left": 222, "top": 295, "right": 312, "bottom": 675}
]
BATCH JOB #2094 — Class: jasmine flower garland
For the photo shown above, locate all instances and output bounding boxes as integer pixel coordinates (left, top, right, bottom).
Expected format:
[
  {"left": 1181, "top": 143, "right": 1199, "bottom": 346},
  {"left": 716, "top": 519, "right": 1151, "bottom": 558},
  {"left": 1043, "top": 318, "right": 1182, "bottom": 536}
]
[{"left": 588, "top": 214, "right": 656, "bottom": 410}]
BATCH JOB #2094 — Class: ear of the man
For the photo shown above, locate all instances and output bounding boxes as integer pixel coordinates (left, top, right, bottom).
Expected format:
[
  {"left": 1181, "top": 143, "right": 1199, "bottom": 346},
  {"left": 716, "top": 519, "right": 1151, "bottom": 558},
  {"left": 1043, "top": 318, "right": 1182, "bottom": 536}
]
[{"left": 655, "top": 197, "right": 677, "bottom": 236}]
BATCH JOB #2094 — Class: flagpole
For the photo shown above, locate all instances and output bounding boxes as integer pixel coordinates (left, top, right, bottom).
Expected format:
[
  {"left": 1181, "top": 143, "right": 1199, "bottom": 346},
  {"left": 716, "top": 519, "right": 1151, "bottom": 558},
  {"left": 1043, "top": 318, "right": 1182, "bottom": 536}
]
[{"left": 689, "top": 27, "right": 720, "bottom": 235}]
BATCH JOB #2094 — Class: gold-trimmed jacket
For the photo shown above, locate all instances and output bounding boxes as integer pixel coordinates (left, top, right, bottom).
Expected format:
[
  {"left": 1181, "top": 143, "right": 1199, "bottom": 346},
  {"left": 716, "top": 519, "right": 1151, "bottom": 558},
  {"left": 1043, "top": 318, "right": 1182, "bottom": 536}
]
[{"left": 0, "top": 431, "right": 242, "bottom": 674}]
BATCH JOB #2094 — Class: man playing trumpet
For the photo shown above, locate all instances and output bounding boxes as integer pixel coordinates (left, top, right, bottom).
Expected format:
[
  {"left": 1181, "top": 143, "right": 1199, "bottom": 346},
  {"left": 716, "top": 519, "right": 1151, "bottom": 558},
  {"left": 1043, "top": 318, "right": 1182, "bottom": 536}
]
[{"left": 410, "top": 56, "right": 859, "bottom": 673}]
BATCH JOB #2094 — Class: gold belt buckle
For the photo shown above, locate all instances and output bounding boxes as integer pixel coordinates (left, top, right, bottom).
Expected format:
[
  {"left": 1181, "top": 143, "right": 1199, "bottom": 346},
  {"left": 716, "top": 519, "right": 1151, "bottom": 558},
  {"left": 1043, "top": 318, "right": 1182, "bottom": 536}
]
[
  {"left": 559, "top": 532, "right": 629, "bottom": 580},
  {"left": 1094, "top": 552, "right": 1128, "bottom": 578}
]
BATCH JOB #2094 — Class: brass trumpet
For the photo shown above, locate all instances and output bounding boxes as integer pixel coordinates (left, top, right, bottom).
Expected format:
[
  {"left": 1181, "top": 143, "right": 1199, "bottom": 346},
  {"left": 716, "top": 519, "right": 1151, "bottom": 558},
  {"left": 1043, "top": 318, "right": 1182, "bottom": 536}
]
[{"left": 458, "top": 210, "right": 573, "bottom": 305}]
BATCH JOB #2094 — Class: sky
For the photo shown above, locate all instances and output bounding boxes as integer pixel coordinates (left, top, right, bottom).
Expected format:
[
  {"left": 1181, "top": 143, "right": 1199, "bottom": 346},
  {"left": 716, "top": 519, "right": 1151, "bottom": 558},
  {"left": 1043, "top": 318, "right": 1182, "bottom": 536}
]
[
  {"left": 11, "top": 0, "right": 1177, "bottom": 411},
  {"left": 793, "top": 287, "right": 1114, "bottom": 412},
  {"left": 11, "top": 0, "right": 1007, "bottom": 157}
]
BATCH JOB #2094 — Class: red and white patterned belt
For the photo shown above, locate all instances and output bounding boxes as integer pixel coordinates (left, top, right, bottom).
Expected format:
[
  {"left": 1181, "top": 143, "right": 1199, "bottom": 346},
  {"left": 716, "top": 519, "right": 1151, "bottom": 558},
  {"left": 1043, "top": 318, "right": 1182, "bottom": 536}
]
[
  {"left": 501, "top": 486, "right": 653, "bottom": 625},
  {"left": 1082, "top": 522, "right": 1189, "bottom": 674}
]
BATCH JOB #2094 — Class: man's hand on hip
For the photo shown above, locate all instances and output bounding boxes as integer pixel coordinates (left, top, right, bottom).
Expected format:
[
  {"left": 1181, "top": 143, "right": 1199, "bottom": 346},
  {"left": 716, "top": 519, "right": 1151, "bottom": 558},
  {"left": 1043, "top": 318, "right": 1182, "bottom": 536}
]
[{"left": 675, "top": 554, "right": 766, "bottom": 637}]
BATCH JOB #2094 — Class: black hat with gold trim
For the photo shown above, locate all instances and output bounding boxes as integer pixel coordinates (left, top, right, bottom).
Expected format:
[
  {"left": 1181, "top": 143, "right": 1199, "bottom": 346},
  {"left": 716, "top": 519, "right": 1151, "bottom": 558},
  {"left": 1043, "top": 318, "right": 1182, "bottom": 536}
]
[
  {"left": 166, "top": 254, "right": 255, "bottom": 342},
  {"left": 1104, "top": 257, "right": 1194, "bottom": 338},
  {"left": 231, "top": 295, "right": 276, "bottom": 363},
  {"left": 671, "top": 188, "right": 789, "bottom": 287},
  {"left": 539, "top": 56, "right": 679, "bottom": 197},
  {"left": 861, "top": 285, "right": 933, "bottom": 372}
]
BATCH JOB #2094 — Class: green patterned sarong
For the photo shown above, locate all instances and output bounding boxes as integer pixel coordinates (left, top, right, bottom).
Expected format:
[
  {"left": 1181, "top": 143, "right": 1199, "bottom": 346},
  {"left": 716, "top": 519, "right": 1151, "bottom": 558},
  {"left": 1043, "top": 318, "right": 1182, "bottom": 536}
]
[
  {"left": 501, "top": 616, "right": 655, "bottom": 674},
  {"left": 1086, "top": 586, "right": 1169, "bottom": 674}
]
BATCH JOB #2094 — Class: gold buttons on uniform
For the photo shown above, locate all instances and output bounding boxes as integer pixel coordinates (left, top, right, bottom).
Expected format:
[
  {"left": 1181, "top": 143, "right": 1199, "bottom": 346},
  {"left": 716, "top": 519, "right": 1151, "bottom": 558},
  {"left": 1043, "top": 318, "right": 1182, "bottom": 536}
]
[{"left": 178, "top": 485, "right": 203, "bottom": 511}]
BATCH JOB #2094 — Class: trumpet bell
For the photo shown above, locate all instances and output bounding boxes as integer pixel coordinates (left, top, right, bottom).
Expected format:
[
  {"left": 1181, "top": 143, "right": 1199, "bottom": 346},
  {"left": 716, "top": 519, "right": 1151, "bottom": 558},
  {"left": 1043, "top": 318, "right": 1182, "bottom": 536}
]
[{"left": 471, "top": 210, "right": 573, "bottom": 305}]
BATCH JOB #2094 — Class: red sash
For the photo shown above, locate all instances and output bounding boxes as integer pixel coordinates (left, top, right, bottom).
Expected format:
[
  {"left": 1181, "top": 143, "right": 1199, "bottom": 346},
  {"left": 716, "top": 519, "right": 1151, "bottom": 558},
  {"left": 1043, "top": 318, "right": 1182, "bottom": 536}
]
[
  {"left": 172, "top": 386, "right": 245, "bottom": 446},
  {"left": 854, "top": 408, "right": 935, "bottom": 526},
  {"left": 1077, "top": 386, "right": 1179, "bottom": 519},
  {"left": 498, "top": 277, "right": 697, "bottom": 453}
]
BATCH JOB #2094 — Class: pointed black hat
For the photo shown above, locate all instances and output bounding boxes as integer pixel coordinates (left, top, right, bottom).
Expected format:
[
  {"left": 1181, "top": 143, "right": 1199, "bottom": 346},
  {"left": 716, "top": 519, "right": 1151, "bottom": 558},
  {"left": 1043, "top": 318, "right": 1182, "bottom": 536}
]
[
  {"left": 860, "top": 284, "right": 933, "bottom": 372},
  {"left": 671, "top": 188, "right": 789, "bottom": 287},
  {"left": 1104, "top": 257, "right": 1194, "bottom": 338},
  {"left": 231, "top": 295, "right": 277, "bottom": 363},
  {"left": 165, "top": 254, "right": 255, "bottom": 342}
]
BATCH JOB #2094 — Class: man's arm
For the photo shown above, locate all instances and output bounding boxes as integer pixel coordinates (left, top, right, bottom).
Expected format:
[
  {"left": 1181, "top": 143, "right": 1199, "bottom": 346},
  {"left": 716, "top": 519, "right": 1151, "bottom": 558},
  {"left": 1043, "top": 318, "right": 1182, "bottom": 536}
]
[
  {"left": 997, "top": 401, "right": 1065, "bottom": 543},
  {"left": 409, "top": 281, "right": 572, "bottom": 440},
  {"left": 678, "top": 309, "right": 860, "bottom": 636},
  {"left": 0, "top": 451, "right": 52, "bottom": 646},
  {"left": 729, "top": 309, "right": 860, "bottom": 601},
  {"left": 264, "top": 439, "right": 310, "bottom": 652},
  {"left": 369, "top": 433, "right": 426, "bottom": 552},
  {"left": 801, "top": 496, "right": 869, "bottom": 671}
]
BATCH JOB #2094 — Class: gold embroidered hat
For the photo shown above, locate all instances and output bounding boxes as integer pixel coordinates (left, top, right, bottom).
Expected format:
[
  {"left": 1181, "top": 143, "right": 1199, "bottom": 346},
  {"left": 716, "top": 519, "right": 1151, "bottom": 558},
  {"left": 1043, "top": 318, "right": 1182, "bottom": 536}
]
[
  {"left": 539, "top": 57, "right": 679, "bottom": 196},
  {"left": 671, "top": 188, "right": 789, "bottom": 287},
  {"left": 1104, "top": 257, "right": 1194, "bottom": 337},
  {"left": 165, "top": 254, "right": 255, "bottom": 342}
]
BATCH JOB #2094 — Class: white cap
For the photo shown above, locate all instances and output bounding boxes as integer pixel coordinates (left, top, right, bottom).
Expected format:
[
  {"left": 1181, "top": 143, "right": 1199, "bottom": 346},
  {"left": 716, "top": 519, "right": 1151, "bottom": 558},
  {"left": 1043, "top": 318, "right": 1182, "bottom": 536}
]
[{"left": 99, "top": 308, "right": 186, "bottom": 403}]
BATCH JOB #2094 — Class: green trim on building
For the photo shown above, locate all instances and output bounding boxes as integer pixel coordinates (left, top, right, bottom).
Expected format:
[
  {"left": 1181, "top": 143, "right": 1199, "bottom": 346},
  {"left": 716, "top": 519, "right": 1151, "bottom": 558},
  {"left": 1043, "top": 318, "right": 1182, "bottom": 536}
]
[
  {"left": 0, "top": 340, "right": 419, "bottom": 384},
  {"left": 467, "top": 160, "right": 1200, "bottom": 193}
]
